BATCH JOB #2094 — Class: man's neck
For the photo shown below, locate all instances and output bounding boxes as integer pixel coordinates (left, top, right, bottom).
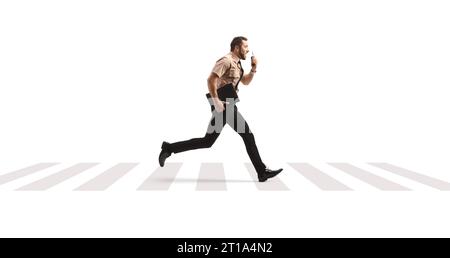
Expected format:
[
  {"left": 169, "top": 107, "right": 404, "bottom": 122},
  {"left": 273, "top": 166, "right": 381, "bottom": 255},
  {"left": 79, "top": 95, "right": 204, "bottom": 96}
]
[{"left": 230, "top": 52, "right": 240, "bottom": 62}]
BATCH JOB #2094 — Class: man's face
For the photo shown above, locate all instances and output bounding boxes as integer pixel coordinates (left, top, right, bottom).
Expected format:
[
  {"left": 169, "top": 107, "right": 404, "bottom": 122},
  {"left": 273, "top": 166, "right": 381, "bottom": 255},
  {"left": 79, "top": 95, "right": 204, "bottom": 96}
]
[{"left": 237, "top": 40, "right": 250, "bottom": 60}]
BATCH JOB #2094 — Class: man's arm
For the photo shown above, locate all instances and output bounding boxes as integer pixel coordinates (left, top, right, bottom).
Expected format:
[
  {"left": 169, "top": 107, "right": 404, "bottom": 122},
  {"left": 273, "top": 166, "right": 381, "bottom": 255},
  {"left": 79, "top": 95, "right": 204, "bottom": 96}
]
[
  {"left": 240, "top": 71, "right": 256, "bottom": 85},
  {"left": 240, "top": 55, "right": 258, "bottom": 85},
  {"left": 207, "top": 72, "right": 219, "bottom": 98},
  {"left": 207, "top": 72, "right": 225, "bottom": 112}
]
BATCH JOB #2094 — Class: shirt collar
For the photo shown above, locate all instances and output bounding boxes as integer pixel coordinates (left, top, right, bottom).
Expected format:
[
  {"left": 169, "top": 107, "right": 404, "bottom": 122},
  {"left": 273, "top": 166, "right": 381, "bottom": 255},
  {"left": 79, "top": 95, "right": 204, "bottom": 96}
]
[{"left": 229, "top": 52, "right": 240, "bottom": 63}]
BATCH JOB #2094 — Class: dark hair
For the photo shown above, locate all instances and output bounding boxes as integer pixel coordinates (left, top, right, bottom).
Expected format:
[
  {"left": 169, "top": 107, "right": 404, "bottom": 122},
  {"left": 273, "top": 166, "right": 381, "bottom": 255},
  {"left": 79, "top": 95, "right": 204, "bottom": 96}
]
[{"left": 230, "top": 36, "right": 248, "bottom": 51}]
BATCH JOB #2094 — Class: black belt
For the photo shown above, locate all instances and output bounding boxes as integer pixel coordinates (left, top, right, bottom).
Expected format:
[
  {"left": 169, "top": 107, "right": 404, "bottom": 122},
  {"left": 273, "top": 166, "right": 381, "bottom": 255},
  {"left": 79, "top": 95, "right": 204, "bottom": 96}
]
[{"left": 206, "top": 83, "right": 240, "bottom": 103}]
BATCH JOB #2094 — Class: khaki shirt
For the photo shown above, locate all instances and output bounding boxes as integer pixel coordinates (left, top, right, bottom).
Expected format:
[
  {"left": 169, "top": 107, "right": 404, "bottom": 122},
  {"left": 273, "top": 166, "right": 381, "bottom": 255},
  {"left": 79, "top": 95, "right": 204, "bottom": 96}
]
[{"left": 211, "top": 52, "right": 243, "bottom": 90}]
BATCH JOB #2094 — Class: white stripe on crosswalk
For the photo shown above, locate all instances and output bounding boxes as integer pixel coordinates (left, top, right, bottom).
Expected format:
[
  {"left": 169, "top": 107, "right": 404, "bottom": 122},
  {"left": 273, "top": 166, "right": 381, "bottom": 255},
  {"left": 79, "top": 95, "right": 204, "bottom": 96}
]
[
  {"left": 0, "top": 163, "right": 59, "bottom": 186},
  {"left": 75, "top": 163, "right": 138, "bottom": 191},
  {"left": 17, "top": 163, "right": 98, "bottom": 191},
  {"left": 196, "top": 163, "right": 227, "bottom": 191},
  {"left": 289, "top": 163, "right": 352, "bottom": 191},
  {"left": 329, "top": 163, "right": 410, "bottom": 191},
  {"left": 369, "top": 163, "right": 450, "bottom": 191},
  {"left": 138, "top": 163, "right": 182, "bottom": 191}
]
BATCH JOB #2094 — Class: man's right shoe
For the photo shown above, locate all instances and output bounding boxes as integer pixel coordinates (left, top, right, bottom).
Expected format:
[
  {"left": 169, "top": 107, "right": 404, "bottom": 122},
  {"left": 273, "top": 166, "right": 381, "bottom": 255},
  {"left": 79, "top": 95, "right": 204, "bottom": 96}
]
[
  {"left": 158, "top": 141, "right": 172, "bottom": 167},
  {"left": 257, "top": 168, "right": 283, "bottom": 182}
]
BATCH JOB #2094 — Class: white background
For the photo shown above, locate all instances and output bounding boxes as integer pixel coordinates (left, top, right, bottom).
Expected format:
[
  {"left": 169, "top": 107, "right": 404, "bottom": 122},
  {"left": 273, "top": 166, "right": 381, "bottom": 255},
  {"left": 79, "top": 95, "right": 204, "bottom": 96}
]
[{"left": 1, "top": 0, "right": 450, "bottom": 237}]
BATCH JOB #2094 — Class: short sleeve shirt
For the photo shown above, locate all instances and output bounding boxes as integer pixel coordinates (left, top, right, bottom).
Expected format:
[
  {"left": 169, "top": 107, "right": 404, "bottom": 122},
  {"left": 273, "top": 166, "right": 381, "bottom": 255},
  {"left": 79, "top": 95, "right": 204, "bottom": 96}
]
[{"left": 211, "top": 53, "right": 243, "bottom": 90}]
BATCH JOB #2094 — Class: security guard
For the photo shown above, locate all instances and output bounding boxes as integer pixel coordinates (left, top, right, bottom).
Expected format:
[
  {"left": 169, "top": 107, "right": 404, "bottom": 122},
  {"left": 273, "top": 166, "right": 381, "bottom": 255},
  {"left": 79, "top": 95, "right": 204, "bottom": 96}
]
[{"left": 159, "top": 36, "right": 282, "bottom": 182}]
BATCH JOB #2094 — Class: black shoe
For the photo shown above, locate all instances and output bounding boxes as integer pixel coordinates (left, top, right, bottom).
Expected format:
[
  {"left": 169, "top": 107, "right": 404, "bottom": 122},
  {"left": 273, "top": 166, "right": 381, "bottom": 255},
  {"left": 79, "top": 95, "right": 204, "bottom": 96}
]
[
  {"left": 257, "top": 168, "right": 283, "bottom": 182},
  {"left": 158, "top": 141, "right": 172, "bottom": 167}
]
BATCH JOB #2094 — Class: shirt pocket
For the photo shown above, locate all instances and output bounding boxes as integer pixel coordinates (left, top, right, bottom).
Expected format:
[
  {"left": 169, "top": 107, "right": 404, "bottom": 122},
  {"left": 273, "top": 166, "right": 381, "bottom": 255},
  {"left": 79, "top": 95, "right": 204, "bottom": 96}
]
[{"left": 228, "top": 67, "right": 241, "bottom": 78}]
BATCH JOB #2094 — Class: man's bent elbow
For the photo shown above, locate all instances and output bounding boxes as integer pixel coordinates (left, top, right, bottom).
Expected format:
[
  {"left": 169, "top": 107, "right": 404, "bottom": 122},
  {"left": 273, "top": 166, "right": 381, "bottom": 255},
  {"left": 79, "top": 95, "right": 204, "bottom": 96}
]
[
  {"left": 207, "top": 73, "right": 218, "bottom": 85},
  {"left": 241, "top": 78, "right": 250, "bottom": 85}
]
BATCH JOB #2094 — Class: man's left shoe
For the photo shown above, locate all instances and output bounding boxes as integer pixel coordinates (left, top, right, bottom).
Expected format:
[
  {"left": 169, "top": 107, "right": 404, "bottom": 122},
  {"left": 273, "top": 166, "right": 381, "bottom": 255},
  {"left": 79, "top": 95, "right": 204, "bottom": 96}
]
[
  {"left": 257, "top": 168, "right": 283, "bottom": 182},
  {"left": 158, "top": 141, "right": 172, "bottom": 167}
]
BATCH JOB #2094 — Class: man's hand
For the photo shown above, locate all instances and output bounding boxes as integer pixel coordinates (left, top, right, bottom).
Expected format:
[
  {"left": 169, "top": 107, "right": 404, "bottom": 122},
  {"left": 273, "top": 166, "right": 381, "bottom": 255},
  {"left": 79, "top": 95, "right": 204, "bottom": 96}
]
[
  {"left": 213, "top": 98, "right": 228, "bottom": 112},
  {"left": 251, "top": 55, "right": 258, "bottom": 71},
  {"left": 241, "top": 54, "right": 258, "bottom": 85}
]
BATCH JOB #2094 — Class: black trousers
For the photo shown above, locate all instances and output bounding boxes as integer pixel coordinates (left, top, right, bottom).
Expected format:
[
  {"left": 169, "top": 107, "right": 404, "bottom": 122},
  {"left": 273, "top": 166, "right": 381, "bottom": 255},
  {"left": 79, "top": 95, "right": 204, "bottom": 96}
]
[{"left": 167, "top": 103, "right": 267, "bottom": 174}]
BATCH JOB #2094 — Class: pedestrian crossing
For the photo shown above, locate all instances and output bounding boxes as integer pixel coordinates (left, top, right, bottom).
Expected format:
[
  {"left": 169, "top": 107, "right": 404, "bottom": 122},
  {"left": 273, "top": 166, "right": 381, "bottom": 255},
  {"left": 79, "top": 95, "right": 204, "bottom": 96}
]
[
  {"left": 328, "top": 163, "right": 410, "bottom": 191},
  {"left": 0, "top": 162, "right": 449, "bottom": 191}
]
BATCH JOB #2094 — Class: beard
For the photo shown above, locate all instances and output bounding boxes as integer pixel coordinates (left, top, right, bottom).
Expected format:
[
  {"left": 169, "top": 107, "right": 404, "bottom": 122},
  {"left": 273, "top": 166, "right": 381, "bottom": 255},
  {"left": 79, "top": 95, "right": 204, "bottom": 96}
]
[{"left": 240, "top": 50, "right": 247, "bottom": 60}]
